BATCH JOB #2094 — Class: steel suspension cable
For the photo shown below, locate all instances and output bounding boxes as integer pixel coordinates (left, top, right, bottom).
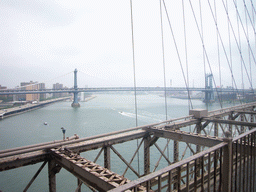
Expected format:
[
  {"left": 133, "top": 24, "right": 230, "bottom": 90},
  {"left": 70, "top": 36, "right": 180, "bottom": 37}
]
[
  {"left": 242, "top": 0, "right": 256, "bottom": 39},
  {"left": 206, "top": 0, "right": 246, "bottom": 104},
  {"left": 182, "top": 0, "right": 191, "bottom": 110},
  {"left": 251, "top": 0, "right": 256, "bottom": 54},
  {"left": 230, "top": 0, "right": 256, "bottom": 69},
  {"left": 225, "top": 0, "right": 235, "bottom": 105},
  {"left": 182, "top": 0, "right": 193, "bottom": 159},
  {"left": 129, "top": 0, "right": 138, "bottom": 128},
  {"left": 251, "top": 0, "right": 256, "bottom": 52},
  {"left": 243, "top": 0, "right": 252, "bottom": 84},
  {"left": 221, "top": 0, "right": 254, "bottom": 89},
  {"left": 188, "top": 0, "right": 223, "bottom": 107},
  {"left": 209, "top": 0, "right": 255, "bottom": 98},
  {"left": 214, "top": 0, "right": 223, "bottom": 106},
  {"left": 162, "top": 0, "right": 193, "bottom": 110},
  {"left": 235, "top": 0, "right": 245, "bottom": 100},
  {"left": 199, "top": 0, "right": 208, "bottom": 109},
  {"left": 159, "top": 0, "right": 168, "bottom": 121},
  {"left": 129, "top": 0, "right": 140, "bottom": 175},
  {"left": 159, "top": 0, "right": 170, "bottom": 161}
]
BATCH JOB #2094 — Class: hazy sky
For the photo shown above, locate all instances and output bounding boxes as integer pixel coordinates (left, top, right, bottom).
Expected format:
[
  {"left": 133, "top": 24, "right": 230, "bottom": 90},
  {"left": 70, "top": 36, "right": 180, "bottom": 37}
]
[{"left": 0, "top": 0, "right": 255, "bottom": 89}]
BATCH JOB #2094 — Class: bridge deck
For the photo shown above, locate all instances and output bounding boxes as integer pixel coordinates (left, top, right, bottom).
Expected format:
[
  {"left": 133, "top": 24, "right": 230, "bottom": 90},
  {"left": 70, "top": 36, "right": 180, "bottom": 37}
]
[
  {"left": 50, "top": 148, "right": 131, "bottom": 191},
  {"left": 1, "top": 102, "right": 256, "bottom": 191}
]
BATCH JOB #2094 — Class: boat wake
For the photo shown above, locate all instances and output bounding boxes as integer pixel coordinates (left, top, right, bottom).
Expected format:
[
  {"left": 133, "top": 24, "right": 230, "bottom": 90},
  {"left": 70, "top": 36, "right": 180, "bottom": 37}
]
[{"left": 118, "top": 111, "right": 164, "bottom": 122}]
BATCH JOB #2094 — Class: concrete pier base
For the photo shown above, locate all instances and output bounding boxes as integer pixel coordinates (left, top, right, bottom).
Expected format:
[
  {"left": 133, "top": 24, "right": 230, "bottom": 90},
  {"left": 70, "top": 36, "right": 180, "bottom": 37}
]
[{"left": 71, "top": 103, "right": 80, "bottom": 107}]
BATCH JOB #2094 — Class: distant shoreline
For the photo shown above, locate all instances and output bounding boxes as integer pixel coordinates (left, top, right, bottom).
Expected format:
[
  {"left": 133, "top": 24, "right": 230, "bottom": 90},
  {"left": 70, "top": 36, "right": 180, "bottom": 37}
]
[
  {"left": 83, "top": 95, "right": 97, "bottom": 102},
  {"left": 0, "top": 97, "right": 70, "bottom": 120}
]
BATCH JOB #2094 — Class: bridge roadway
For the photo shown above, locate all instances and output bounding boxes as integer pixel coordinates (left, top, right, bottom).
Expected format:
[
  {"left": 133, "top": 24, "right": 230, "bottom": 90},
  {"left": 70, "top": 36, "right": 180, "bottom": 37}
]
[
  {"left": 0, "top": 86, "right": 253, "bottom": 95},
  {"left": 0, "top": 97, "right": 70, "bottom": 119},
  {"left": 1, "top": 101, "right": 256, "bottom": 191}
]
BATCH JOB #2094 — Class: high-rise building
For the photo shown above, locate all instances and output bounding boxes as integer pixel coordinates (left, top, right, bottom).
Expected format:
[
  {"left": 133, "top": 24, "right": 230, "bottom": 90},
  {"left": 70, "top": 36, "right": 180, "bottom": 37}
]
[
  {"left": 0, "top": 85, "right": 10, "bottom": 101},
  {"left": 38, "top": 83, "right": 46, "bottom": 100},
  {"left": 25, "top": 81, "right": 39, "bottom": 101},
  {"left": 18, "top": 81, "right": 46, "bottom": 102},
  {"left": 53, "top": 83, "right": 63, "bottom": 98}
]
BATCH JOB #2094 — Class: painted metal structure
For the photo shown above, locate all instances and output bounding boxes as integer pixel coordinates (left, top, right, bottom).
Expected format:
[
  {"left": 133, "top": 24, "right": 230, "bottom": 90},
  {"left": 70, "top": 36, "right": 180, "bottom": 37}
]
[{"left": 1, "top": 102, "right": 256, "bottom": 191}]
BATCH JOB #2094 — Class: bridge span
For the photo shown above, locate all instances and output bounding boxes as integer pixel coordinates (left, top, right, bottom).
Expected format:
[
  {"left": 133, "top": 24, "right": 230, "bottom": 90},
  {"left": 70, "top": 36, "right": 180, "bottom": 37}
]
[
  {"left": 0, "top": 69, "right": 254, "bottom": 106},
  {"left": 1, "top": 102, "right": 256, "bottom": 191},
  {"left": 0, "top": 86, "right": 251, "bottom": 94}
]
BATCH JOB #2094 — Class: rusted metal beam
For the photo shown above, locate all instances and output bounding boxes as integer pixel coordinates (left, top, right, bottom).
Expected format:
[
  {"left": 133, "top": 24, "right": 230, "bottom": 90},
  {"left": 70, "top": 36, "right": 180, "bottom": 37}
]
[
  {"left": 149, "top": 128, "right": 222, "bottom": 147},
  {"left": 108, "top": 143, "right": 227, "bottom": 192},
  {"left": 0, "top": 150, "right": 47, "bottom": 171},
  {"left": 50, "top": 148, "right": 131, "bottom": 191},
  {"left": 23, "top": 161, "right": 47, "bottom": 192},
  {"left": 157, "top": 119, "right": 199, "bottom": 130},
  {"left": 0, "top": 130, "right": 147, "bottom": 171},
  {"left": 48, "top": 159, "right": 57, "bottom": 192},
  {"left": 204, "top": 118, "right": 256, "bottom": 127},
  {"left": 68, "top": 130, "right": 147, "bottom": 153}
]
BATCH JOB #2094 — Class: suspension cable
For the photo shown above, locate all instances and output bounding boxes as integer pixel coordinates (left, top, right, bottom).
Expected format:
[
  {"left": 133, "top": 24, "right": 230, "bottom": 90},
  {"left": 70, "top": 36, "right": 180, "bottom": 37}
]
[
  {"left": 225, "top": 0, "right": 234, "bottom": 105},
  {"left": 230, "top": 0, "right": 256, "bottom": 69},
  {"left": 159, "top": 0, "right": 168, "bottom": 121},
  {"left": 188, "top": 0, "right": 223, "bottom": 107},
  {"left": 129, "top": 0, "right": 138, "bottom": 128},
  {"left": 199, "top": 0, "right": 208, "bottom": 109},
  {"left": 207, "top": 0, "right": 246, "bottom": 104},
  {"left": 162, "top": 0, "right": 193, "bottom": 109},
  {"left": 214, "top": 0, "right": 223, "bottom": 106},
  {"left": 129, "top": 0, "right": 140, "bottom": 175},
  {"left": 182, "top": 0, "right": 192, "bottom": 110},
  {"left": 221, "top": 0, "right": 254, "bottom": 89},
  {"left": 159, "top": 0, "right": 170, "bottom": 162}
]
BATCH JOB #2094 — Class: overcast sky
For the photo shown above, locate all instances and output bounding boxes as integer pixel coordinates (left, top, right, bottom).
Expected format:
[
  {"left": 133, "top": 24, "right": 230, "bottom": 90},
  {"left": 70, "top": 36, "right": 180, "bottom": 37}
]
[{"left": 0, "top": 0, "right": 255, "bottom": 89}]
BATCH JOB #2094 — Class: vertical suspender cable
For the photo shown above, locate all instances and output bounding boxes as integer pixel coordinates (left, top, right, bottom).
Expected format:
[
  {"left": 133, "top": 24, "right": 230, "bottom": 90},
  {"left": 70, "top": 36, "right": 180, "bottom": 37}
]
[
  {"left": 243, "top": 0, "right": 252, "bottom": 85},
  {"left": 162, "top": 0, "right": 193, "bottom": 110},
  {"left": 235, "top": 0, "right": 245, "bottom": 98},
  {"left": 129, "top": 0, "right": 138, "bottom": 128},
  {"left": 159, "top": 0, "right": 168, "bottom": 121},
  {"left": 189, "top": 0, "right": 224, "bottom": 107},
  {"left": 214, "top": 0, "right": 223, "bottom": 106},
  {"left": 225, "top": 0, "right": 234, "bottom": 105},
  {"left": 182, "top": 0, "right": 192, "bottom": 111},
  {"left": 129, "top": 0, "right": 140, "bottom": 175},
  {"left": 252, "top": 0, "right": 256, "bottom": 53},
  {"left": 182, "top": 0, "right": 192, "bottom": 160},
  {"left": 199, "top": 0, "right": 208, "bottom": 109},
  {"left": 159, "top": 0, "right": 169, "bottom": 160}
]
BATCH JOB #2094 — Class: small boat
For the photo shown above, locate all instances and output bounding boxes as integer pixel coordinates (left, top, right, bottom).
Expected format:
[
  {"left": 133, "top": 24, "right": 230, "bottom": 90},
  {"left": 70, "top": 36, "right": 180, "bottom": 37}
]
[{"left": 44, "top": 122, "right": 48, "bottom": 125}]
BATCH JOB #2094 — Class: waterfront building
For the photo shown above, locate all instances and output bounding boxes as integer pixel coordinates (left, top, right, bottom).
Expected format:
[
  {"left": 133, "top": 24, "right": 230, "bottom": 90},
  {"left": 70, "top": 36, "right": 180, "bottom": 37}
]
[{"left": 18, "top": 81, "right": 46, "bottom": 102}]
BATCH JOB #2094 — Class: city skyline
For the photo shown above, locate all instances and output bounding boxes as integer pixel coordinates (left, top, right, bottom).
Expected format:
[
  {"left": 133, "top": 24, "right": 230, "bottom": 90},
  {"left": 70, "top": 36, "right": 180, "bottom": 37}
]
[{"left": 0, "top": 0, "right": 255, "bottom": 90}]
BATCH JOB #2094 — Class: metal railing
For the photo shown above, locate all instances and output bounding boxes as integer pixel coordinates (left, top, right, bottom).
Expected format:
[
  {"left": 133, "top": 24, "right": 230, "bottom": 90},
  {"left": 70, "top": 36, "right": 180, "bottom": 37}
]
[{"left": 109, "top": 128, "right": 256, "bottom": 192}]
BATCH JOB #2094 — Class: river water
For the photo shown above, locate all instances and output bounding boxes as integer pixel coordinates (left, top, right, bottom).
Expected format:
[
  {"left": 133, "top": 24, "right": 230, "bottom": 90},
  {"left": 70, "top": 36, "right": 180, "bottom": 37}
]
[{"left": 0, "top": 93, "right": 233, "bottom": 191}]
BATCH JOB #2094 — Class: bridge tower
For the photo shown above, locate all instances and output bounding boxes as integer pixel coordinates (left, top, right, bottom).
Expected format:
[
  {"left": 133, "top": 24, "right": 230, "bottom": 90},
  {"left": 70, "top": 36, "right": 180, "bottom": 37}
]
[
  {"left": 204, "top": 73, "right": 214, "bottom": 103},
  {"left": 71, "top": 69, "right": 80, "bottom": 107}
]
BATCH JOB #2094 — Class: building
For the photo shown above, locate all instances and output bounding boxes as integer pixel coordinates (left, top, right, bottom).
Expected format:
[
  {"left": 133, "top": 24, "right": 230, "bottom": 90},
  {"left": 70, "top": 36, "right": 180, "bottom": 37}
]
[
  {"left": 38, "top": 83, "right": 46, "bottom": 100},
  {"left": 18, "top": 81, "right": 46, "bottom": 102},
  {"left": 53, "top": 83, "right": 63, "bottom": 98},
  {"left": 0, "top": 85, "right": 12, "bottom": 102},
  {"left": 25, "top": 81, "right": 40, "bottom": 102}
]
